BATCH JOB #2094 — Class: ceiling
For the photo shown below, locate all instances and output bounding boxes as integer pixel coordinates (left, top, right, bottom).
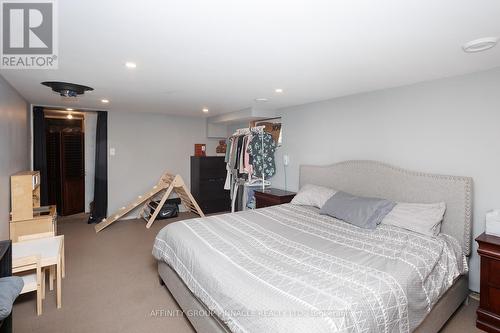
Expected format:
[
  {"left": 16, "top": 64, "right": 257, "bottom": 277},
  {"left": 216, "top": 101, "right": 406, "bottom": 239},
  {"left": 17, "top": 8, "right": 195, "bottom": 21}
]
[{"left": 1, "top": 0, "right": 500, "bottom": 117}]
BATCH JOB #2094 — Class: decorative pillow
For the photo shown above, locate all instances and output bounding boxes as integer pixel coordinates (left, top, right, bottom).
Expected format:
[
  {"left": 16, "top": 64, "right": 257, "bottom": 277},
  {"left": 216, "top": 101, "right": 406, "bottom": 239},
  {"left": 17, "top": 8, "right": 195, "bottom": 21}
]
[
  {"left": 382, "top": 202, "right": 446, "bottom": 236},
  {"left": 0, "top": 276, "right": 24, "bottom": 320},
  {"left": 290, "top": 184, "right": 337, "bottom": 208},
  {"left": 320, "top": 191, "right": 396, "bottom": 229}
]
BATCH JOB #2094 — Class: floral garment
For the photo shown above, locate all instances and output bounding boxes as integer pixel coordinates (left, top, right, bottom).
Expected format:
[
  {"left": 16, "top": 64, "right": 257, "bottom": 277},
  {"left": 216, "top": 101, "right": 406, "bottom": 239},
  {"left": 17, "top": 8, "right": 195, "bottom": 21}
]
[{"left": 247, "top": 132, "right": 276, "bottom": 178}]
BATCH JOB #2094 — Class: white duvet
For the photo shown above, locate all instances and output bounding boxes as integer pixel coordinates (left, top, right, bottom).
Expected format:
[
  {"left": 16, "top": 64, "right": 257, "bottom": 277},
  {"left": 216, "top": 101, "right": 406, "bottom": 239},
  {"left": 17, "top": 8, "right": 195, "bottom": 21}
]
[{"left": 152, "top": 204, "right": 467, "bottom": 333}]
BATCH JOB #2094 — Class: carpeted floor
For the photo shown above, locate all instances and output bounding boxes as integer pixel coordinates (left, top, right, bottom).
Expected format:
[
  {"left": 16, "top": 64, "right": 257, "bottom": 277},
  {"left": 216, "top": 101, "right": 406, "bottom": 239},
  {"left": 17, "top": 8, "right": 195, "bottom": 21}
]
[
  {"left": 13, "top": 213, "right": 196, "bottom": 333},
  {"left": 13, "top": 213, "right": 484, "bottom": 333}
]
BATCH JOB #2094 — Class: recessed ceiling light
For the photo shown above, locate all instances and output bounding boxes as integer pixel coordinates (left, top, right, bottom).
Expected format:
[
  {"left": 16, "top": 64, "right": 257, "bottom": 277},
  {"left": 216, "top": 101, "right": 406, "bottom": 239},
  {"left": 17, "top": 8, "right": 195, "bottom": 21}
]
[
  {"left": 254, "top": 98, "right": 269, "bottom": 103},
  {"left": 66, "top": 108, "right": 74, "bottom": 111},
  {"left": 67, "top": 114, "right": 73, "bottom": 120},
  {"left": 463, "top": 37, "right": 499, "bottom": 53},
  {"left": 101, "top": 99, "right": 109, "bottom": 104},
  {"left": 202, "top": 108, "right": 209, "bottom": 113},
  {"left": 125, "top": 62, "right": 137, "bottom": 68},
  {"left": 275, "top": 88, "right": 284, "bottom": 93}
]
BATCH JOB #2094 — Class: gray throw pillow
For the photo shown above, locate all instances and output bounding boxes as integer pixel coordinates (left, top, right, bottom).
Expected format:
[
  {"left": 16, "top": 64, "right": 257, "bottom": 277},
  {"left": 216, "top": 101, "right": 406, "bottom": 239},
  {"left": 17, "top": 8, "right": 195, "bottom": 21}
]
[
  {"left": 0, "top": 276, "right": 24, "bottom": 320},
  {"left": 320, "top": 191, "right": 396, "bottom": 229}
]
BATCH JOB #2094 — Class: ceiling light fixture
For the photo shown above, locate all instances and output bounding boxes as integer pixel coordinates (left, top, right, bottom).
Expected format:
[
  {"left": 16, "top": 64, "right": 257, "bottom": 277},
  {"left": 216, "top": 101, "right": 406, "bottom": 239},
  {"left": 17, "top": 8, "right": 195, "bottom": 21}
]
[
  {"left": 125, "top": 62, "right": 137, "bottom": 68},
  {"left": 101, "top": 99, "right": 109, "bottom": 104},
  {"left": 202, "top": 108, "right": 209, "bottom": 113},
  {"left": 67, "top": 114, "right": 73, "bottom": 120},
  {"left": 275, "top": 88, "right": 283, "bottom": 93},
  {"left": 41, "top": 81, "right": 93, "bottom": 97},
  {"left": 463, "top": 37, "right": 499, "bottom": 53},
  {"left": 254, "top": 98, "right": 269, "bottom": 103},
  {"left": 66, "top": 108, "right": 74, "bottom": 111}
]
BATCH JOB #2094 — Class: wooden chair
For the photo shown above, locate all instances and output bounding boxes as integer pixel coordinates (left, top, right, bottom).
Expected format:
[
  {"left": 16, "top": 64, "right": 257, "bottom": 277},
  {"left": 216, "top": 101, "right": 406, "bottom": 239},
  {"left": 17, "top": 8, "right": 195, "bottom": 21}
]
[{"left": 12, "top": 255, "right": 42, "bottom": 316}]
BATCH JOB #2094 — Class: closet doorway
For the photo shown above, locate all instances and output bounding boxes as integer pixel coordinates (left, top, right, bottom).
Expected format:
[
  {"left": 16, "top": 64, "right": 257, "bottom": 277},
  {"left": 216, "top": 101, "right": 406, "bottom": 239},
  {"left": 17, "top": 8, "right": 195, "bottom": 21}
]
[{"left": 45, "top": 111, "right": 85, "bottom": 216}]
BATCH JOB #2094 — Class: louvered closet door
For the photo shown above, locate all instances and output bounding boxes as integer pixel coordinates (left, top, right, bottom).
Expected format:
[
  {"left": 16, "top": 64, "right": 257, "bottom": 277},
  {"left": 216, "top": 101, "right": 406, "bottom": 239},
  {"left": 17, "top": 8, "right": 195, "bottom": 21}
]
[
  {"left": 46, "top": 131, "right": 62, "bottom": 208},
  {"left": 61, "top": 132, "right": 85, "bottom": 215}
]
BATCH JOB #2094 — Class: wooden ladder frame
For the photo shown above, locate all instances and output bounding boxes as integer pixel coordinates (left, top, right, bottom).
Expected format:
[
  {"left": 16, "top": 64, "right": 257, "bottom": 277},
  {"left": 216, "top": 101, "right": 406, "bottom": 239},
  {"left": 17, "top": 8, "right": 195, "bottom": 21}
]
[{"left": 94, "top": 172, "right": 204, "bottom": 233}]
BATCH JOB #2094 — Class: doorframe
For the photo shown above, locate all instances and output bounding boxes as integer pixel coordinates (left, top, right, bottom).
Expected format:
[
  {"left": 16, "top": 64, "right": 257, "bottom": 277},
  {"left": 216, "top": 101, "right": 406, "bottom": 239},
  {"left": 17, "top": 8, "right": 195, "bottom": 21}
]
[
  {"left": 30, "top": 105, "right": 108, "bottom": 215},
  {"left": 45, "top": 115, "right": 85, "bottom": 215},
  {"left": 29, "top": 104, "right": 106, "bottom": 168}
]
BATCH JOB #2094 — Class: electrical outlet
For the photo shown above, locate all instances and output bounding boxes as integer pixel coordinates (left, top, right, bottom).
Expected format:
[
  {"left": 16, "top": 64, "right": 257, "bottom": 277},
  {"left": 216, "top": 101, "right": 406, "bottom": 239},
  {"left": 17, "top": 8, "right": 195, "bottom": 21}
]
[{"left": 110, "top": 148, "right": 116, "bottom": 156}]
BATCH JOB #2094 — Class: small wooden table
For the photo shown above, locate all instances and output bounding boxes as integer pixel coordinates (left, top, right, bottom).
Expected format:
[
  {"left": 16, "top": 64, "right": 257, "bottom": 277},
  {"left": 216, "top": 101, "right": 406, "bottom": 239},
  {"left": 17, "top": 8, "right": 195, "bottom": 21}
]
[
  {"left": 12, "top": 236, "right": 64, "bottom": 309},
  {"left": 254, "top": 188, "right": 296, "bottom": 208},
  {"left": 476, "top": 232, "right": 500, "bottom": 332}
]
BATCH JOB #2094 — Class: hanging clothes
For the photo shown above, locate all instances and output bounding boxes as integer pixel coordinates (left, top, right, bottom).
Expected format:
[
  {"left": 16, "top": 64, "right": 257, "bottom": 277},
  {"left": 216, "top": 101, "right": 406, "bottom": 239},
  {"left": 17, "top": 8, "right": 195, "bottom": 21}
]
[
  {"left": 243, "top": 134, "right": 253, "bottom": 178},
  {"left": 247, "top": 132, "right": 277, "bottom": 179},
  {"left": 225, "top": 127, "right": 277, "bottom": 212},
  {"left": 224, "top": 137, "right": 232, "bottom": 163},
  {"left": 224, "top": 137, "right": 233, "bottom": 190},
  {"left": 238, "top": 135, "right": 246, "bottom": 173}
]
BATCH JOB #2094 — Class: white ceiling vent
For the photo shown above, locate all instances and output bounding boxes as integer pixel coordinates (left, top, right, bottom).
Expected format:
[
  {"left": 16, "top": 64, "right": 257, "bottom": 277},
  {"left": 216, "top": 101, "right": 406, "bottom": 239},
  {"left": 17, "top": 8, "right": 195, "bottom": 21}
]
[{"left": 463, "top": 37, "right": 499, "bottom": 53}]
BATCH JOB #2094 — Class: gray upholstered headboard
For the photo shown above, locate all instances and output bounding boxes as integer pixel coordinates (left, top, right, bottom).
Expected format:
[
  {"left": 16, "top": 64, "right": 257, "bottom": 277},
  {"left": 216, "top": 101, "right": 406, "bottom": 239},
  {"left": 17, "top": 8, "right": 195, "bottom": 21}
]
[{"left": 299, "top": 160, "right": 473, "bottom": 256}]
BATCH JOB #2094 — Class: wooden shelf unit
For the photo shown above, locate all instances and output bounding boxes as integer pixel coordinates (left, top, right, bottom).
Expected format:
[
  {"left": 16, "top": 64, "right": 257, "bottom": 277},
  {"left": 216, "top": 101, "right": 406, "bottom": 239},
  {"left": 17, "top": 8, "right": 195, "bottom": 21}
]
[
  {"left": 10, "top": 205, "right": 57, "bottom": 242},
  {"left": 11, "top": 171, "right": 41, "bottom": 222},
  {"left": 10, "top": 171, "right": 57, "bottom": 242}
]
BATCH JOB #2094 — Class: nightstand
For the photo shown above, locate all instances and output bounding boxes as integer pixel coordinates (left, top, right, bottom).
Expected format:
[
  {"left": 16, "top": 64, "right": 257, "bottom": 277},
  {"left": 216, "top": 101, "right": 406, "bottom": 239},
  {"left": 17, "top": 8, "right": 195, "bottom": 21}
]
[
  {"left": 476, "top": 232, "right": 500, "bottom": 332},
  {"left": 254, "top": 188, "right": 296, "bottom": 209}
]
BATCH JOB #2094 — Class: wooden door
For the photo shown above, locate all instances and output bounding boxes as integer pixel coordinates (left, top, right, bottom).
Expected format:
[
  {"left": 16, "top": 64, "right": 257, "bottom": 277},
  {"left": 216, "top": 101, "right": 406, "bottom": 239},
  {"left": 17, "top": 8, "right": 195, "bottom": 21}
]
[{"left": 61, "top": 132, "right": 85, "bottom": 215}]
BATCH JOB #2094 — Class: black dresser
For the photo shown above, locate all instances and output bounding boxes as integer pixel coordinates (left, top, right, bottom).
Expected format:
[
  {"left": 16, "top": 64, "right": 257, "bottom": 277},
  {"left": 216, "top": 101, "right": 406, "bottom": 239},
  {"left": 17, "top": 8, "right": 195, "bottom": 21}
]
[{"left": 190, "top": 156, "right": 230, "bottom": 214}]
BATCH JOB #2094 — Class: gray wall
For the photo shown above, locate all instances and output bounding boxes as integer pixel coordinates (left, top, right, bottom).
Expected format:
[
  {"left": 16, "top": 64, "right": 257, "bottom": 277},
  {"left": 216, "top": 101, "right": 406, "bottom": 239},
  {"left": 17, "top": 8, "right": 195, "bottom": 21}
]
[
  {"left": 0, "top": 75, "right": 29, "bottom": 239},
  {"left": 227, "top": 121, "right": 249, "bottom": 136},
  {"left": 108, "top": 111, "right": 219, "bottom": 216},
  {"left": 271, "top": 67, "right": 500, "bottom": 293}
]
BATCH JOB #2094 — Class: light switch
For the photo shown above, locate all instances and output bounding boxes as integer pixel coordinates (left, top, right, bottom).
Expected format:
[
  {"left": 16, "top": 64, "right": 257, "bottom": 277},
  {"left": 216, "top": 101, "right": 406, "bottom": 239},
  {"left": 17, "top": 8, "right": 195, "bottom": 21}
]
[{"left": 110, "top": 148, "right": 116, "bottom": 156}]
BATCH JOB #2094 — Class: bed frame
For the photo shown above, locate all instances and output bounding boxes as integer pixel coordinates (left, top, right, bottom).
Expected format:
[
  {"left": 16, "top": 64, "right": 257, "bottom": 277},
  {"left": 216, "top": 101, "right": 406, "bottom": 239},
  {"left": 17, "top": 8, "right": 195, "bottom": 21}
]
[{"left": 158, "top": 160, "right": 473, "bottom": 333}]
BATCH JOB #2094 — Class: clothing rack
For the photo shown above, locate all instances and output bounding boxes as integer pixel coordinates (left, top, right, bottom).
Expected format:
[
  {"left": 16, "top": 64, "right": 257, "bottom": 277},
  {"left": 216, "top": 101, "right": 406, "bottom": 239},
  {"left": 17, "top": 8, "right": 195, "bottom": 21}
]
[
  {"left": 226, "top": 125, "right": 273, "bottom": 212},
  {"left": 231, "top": 125, "right": 266, "bottom": 190}
]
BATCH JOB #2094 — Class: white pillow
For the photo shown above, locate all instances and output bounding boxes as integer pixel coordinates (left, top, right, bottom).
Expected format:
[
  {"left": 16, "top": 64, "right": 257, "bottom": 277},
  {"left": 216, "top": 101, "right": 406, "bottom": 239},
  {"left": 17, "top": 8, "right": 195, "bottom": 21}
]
[
  {"left": 382, "top": 202, "right": 446, "bottom": 236},
  {"left": 291, "top": 184, "right": 337, "bottom": 208}
]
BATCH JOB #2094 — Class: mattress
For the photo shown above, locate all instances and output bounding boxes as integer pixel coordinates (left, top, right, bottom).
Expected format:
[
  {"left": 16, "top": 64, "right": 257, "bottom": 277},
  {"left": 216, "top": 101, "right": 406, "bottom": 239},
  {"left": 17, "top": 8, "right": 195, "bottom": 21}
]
[{"left": 152, "top": 204, "right": 467, "bottom": 333}]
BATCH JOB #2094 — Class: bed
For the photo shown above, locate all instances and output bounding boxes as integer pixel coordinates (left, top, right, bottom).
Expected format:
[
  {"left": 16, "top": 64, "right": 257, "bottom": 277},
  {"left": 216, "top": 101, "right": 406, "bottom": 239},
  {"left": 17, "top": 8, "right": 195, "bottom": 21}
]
[{"left": 153, "top": 160, "right": 472, "bottom": 333}]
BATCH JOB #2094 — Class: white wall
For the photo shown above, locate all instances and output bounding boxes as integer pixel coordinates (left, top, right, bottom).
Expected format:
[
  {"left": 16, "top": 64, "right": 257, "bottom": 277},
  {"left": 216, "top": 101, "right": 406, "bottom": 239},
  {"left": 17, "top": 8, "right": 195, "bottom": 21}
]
[
  {"left": 107, "top": 111, "right": 219, "bottom": 216},
  {"left": 0, "top": 75, "right": 29, "bottom": 239},
  {"left": 271, "top": 67, "right": 500, "bottom": 293}
]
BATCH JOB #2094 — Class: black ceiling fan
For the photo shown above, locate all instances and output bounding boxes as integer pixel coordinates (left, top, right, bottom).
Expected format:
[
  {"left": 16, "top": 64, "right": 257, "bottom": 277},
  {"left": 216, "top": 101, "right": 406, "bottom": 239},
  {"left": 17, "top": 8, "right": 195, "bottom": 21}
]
[{"left": 41, "top": 81, "right": 94, "bottom": 97}]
